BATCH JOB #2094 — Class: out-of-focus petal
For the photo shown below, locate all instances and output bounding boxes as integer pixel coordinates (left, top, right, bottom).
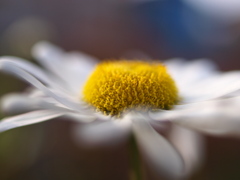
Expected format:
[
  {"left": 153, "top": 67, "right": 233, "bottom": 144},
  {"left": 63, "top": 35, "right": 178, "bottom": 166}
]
[
  {"left": 131, "top": 113, "right": 184, "bottom": 179},
  {"left": 0, "top": 93, "right": 96, "bottom": 121},
  {"left": 32, "top": 41, "right": 98, "bottom": 94},
  {"left": 32, "top": 41, "right": 65, "bottom": 72},
  {"left": 166, "top": 59, "right": 240, "bottom": 103},
  {"left": 0, "top": 60, "right": 91, "bottom": 114},
  {"left": 182, "top": 71, "right": 240, "bottom": 103},
  {"left": 0, "top": 110, "right": 63, "bottom": 132},
  {"left": 72, "top": 120, "right": 131, "bottom": 147},
  {"left": 60, "top": 52, "right": 98, "bottom": 94},
  {"left": 0, "top": 57, "right": 68, "bottom": 92},
  {"left": 1, "top": 93, "right": 41, "bottom": 114},
  {"left": 169, "top": 125, "right": 205, "bottom": 177},
  {"left": 165, "top": 59, "right": 218, "bottom": 94},
  {"left": 150, "top": 97, "right": 240, "bottom": 136},
  {"left": 64, "top": 113, "right": 97, "bottom": 123}
]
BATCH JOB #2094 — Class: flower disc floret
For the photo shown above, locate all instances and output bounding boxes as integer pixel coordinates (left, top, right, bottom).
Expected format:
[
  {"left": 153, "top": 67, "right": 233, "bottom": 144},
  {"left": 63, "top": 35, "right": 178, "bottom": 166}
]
[{"left": 82, "top": 60, "right": 179, "bottom": 115}]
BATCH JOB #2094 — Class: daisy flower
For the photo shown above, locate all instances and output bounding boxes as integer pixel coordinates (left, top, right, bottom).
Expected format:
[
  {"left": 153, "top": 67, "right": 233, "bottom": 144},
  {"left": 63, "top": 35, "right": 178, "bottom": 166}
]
[{"left": 1, "top": 42, "right": 240, "bottom": 179}]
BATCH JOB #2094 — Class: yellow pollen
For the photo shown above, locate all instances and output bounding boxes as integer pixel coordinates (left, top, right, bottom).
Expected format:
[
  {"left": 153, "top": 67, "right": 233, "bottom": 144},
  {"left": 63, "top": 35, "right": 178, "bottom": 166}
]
[{"left": 82, "top": 60, "right": 179, "bottom": 116}]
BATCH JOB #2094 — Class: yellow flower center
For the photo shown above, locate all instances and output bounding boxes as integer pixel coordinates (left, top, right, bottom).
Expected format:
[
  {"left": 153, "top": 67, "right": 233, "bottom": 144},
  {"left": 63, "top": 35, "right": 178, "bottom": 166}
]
[{"left": 82, "top": 60, "right": 178, "bottom": 116}]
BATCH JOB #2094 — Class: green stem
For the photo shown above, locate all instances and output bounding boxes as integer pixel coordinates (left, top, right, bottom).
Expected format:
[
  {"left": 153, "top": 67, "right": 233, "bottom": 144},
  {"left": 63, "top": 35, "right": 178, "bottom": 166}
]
[{"left": 129, "top": 135, "right": 143, "bottom": 180}]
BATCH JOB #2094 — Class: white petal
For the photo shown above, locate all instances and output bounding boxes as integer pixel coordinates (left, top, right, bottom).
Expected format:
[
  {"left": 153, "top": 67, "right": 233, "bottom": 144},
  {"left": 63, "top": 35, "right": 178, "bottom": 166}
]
[
  {"left": 150, "top": 97, "right": 240, "bottom": 136},
  {"left": 60, "top": 52, "right": 98, "bottom": 94},
  {"left": 178, "top": 59, "right": 217, "bottom": 83},
  {"left": 169, "top": 125, "right": 205, "bottom": 177},
  {"left": 32, "top": 41, "right": 65, "bottom": 72},
  {"left": 1, "top": 94, "right": 96, "bottom": 124},
  {"left": 63, "top": 113, "right": 97, "bottom": 123},
  {"left": 166, "top": 59, "right": 240, "bottom": 103},
  {"left": 32, "top": 41, "right": 97, "bottom": 94},
  {"left": 1, "top": 93, "right": 41, "bottom": 114},
  {"left": 131, "top": 113, "right": 184, "bottom": 179},
  {"left": 165, "top": 59, "right": 218, "bottom": 94},
  {"left": 0, "top": 57, "right": 66, "bottom": 91},
  {"left": 0, "top": 110, "right": 63, "bottom": 132},
  {"left": 0, "top": 60, "right": 90, "bottom": 114},
  {"left": 1, "top": 92, "right": 60, "bottom": 114},
  {"left": 72, "top": 119, "right": 131, "bottom": 147},
  {"left": 182, "top": 71, "right": 240, "bottom": 103}
]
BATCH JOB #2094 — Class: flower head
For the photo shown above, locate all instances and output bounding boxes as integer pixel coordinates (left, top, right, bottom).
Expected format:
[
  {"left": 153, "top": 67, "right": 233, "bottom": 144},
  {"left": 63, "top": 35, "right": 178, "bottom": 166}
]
[
  {"left": 1, "top": 42, "right": 240, "bottom": 178},
  {"left": 83, "top": 60, "right": 178, "bottom": 115}
]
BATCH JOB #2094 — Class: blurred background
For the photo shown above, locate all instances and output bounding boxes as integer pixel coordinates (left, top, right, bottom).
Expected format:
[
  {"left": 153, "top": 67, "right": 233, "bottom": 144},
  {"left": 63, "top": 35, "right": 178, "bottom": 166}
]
[{"left": 1, "top": 0, "right": 240, "bottom": 179}]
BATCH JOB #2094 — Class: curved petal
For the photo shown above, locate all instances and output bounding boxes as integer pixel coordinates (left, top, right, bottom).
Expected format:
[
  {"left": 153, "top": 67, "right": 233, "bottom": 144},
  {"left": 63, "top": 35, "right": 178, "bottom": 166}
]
[
  {"left": 1, "top": 92, "right": 96, "bottom": 119},
  {"left": 0, "top": 110, "right": 63, "bottom": 132},
  {"left": 165, "top": 59, "right": 218, "bottom": 94},
  {"left": 71, "top": 120, "right": 131, "bottom": 147},
  {"left": 131, "top": 113, "right": 184, "bottom": 179},
  {"left": 32, "top": 41, "right": 97, "bottom": 94},
  {"left": 0, "top": 57, "right": 67, "bottom": 91},
  {"left": 150, "top": 97, "right": 240, "bottom": 136},
  {"left": 1, "top": 93, "right": 42, "bottom": 114},
  {"left": 60, "top": 52, "right": 98, "bottom": 94},
  {"left": 0, "top": 60, "right": 91, "bottom": 114},
  {"left": 169, "top": 125, "right": 205, "bottom": 177},
  {"left": 1, "top": 93, "right": 96, "bottom": 128},
  {"left": 32, "top": 41, "right": 65, "bottom": 71},
  {"left": 164, "top": 59, "right": 240, "bottom": 102},
  {"left": 182, "top": 71, "right": 240, "bottom": 103}
]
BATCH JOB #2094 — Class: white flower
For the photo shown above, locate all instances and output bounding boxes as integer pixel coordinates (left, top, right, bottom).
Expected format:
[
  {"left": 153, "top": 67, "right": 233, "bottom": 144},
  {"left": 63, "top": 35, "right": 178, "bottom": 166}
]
[{"left": 1, "top": 42, "right": 240, "bottom": 179}]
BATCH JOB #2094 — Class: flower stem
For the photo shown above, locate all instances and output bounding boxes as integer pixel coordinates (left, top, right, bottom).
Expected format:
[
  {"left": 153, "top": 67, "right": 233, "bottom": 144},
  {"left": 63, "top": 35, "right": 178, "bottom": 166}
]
[{"left": 129, "top": 135, "right": 143, "bottom": 180}]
